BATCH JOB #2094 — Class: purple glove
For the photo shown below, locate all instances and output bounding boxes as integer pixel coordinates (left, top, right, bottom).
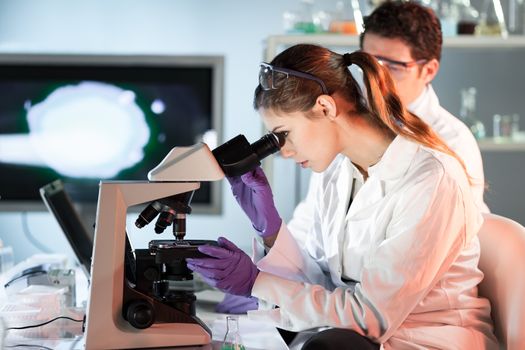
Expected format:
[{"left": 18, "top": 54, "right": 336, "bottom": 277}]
[
  {"left": 228, "top": 166, "right": 282, "bottom": 238},
  {"left": 215, "top": 294, "right": 259, "bottom": 314},
  {"left": 186, "top": 237, "right": 259, "bottom": 297}
]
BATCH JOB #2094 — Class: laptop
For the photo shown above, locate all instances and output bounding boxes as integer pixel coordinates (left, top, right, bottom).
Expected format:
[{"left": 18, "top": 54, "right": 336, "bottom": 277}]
[{"left": 39, "top": 179, "right": 93, "bottom": 279}]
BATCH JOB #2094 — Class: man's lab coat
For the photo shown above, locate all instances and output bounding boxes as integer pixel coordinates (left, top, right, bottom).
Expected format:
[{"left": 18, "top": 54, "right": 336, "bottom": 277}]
[
  {"left": 409, "top": 85, "right": 488, "bottom": 212},
  {"left": 249, "top": 137, "right": 498, "bottom": 350}
]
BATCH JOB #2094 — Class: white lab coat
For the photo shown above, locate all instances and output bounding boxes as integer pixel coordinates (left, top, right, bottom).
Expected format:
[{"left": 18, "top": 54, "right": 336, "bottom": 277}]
[
  {"left": 287, "top": 85, "right": 488, "bottom": 247},
  {"left": 409, "top": 85, "right": 488, "bottom": 213},
  {"left": 249, "top": 136, "right": 498, "bottom": 349}
]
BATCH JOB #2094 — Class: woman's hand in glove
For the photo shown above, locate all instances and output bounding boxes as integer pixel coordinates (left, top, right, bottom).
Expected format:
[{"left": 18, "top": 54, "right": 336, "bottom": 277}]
[
  {"left": 228, "top": 166, "right": 282, "bottom": 239},
  {"left": 186, "top": 237, "right": 259, "bottom": 297},
  {"left": 215, "top": 294, "right": 259, "bottom": 314}
]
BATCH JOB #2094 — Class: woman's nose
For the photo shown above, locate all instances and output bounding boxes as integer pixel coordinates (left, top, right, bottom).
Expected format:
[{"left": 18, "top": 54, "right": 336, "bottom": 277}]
[{"left": 280, "top": 144, "right": 295, "bottom": 158}]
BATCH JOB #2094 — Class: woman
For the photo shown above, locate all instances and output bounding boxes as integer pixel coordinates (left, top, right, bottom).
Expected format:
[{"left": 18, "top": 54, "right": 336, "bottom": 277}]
[{"left": 187, "top": 44, "right": 497, "bottom": 349}]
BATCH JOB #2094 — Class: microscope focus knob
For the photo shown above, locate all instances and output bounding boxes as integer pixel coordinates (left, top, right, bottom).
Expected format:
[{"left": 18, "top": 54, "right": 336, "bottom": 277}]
[{"left": 125, "top": 300, "right": 155, "bottom": 329}]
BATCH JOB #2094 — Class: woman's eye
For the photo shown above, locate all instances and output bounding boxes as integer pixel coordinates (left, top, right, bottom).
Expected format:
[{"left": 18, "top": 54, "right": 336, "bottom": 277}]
[{"left": 274, "top": 131, "right": 288, "bottom": 138}]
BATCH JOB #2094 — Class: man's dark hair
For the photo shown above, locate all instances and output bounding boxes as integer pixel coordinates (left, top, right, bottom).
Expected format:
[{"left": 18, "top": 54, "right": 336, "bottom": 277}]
[{"left": 359, "top": 0, "right": 442, "bottom": 61}]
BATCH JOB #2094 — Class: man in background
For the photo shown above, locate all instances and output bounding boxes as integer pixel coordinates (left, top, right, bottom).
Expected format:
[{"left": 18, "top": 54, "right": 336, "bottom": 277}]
[{"left": 359, "top": 0, "right": 487, "bottom": 211}]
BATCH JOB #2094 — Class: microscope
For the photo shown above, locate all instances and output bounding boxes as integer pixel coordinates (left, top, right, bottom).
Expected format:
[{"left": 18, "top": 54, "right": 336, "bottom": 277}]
[{"left": 84, "top": 133, "right": 284, "bottom": 349}]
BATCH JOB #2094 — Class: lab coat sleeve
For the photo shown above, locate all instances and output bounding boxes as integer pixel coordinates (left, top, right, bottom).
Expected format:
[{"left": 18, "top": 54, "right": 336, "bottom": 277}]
[
  {"left": 287, "top": 172, "right": 319, "bottom": 245},
  {"left": 286, "top": 172, "right": 331, "bottom": 265},
  {"left": 255, "top": 222, "right": 335, "bottom": 288},
  {"left": 250, "top": 163, "right": 480, "bottom": 343}
]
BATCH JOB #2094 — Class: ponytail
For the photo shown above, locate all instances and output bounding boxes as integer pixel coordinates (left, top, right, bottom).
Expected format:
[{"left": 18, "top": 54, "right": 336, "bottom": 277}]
[
  {"left": 345, "top": 51, "right": 472, "bottom": 183},
  {"left": 253, "top": 44, "right": 471, "bottom": 183}
]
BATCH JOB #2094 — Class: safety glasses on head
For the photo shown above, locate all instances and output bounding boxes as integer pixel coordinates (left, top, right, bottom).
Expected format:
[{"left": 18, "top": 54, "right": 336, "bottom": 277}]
[
  {"left": 373, "top": 55, "right": 427, "bottom": 79},
  {"left": 259, "top": 62, "right": 329, "bottom": 94}
]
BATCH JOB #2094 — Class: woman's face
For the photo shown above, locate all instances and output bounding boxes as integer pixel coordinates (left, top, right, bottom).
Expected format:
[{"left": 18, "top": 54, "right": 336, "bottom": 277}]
[{"left": 260, "top": 107, "right": 341, "bottom": 172}]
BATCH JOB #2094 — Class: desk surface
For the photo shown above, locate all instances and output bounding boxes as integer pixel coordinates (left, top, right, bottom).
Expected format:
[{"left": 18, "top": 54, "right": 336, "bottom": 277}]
[{"left": 1, "top": 288, "right": 288, "bottom": 350}]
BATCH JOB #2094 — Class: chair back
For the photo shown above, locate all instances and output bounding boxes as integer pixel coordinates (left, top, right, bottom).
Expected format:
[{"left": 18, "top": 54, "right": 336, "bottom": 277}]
[{"left": 478, "top": 213, "right": 525, "bottom": 350}]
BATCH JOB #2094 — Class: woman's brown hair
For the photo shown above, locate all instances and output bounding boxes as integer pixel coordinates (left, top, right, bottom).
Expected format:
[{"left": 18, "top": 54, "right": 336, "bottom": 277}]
[{"left": 254, "top": 44, "right": 470, "bottom": 181}]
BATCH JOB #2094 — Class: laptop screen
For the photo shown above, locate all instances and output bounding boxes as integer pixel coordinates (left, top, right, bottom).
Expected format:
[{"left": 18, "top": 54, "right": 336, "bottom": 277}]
[{"left": 40, "top": 179, "right": 93, "bottom": 278}]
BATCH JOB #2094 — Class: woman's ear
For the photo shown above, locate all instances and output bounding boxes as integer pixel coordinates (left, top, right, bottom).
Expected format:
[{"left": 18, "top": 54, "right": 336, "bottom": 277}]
[{"left": 313, "top": 95, "right": 338, "bottom": 120}]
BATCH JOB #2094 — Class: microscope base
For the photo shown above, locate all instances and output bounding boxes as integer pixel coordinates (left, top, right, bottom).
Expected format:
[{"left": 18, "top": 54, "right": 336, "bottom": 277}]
[
  {"left": 84, "top": 181, "right": 211, "bottom": 349},
  {"left": 85, "top": 322, "right": 210, "bottom": 349}
]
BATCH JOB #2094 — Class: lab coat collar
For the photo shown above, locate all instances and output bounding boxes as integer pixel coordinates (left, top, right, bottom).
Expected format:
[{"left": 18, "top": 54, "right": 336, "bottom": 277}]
[
  {"left": 408, "top": 84, "right": 441, "bottom": 126},
  {"left": 339, "top": 137, "right": 420, "bottom": 221},
  {"left": 368, "top": 136, "right": 419, "bottom": 183}
]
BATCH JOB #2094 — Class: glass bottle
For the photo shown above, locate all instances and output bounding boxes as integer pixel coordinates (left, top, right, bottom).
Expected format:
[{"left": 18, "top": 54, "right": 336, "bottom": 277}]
[
  {"left": 282, "top": 10, "right": 299, "bottom": 34},
  {"left": 294, "top": 0, "right": 319, "bottom": 34},
  {"left": 493, "top": 114, "right": 502, "bottom": 139},
  {"left": 511, "top": 114, "right": 521, "bottom": 139},
  {"left": 460, "top": 87, "right": 486, "bottom": 139},
  {"left": 456, "top": 0, "right": 479, "bottom": 35},
  {"left": 476, "top": 0, "right": 508, "bottom": 37},
  {"left": 329, "top": 0, "right": 364, "bottom": 34},
  {"left": 439, "top": 1, "right": 459, "bottom": 37},
  {"left": 507, "top": 0, "right": 521, "bottom": 34},
  {"left": 221, "top": 316, "right": 245, "bottom": 350}
]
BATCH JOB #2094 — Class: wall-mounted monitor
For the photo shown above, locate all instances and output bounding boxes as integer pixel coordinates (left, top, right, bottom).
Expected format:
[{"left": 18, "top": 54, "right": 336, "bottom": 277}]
[{"left": 0, "top": 54, "right": 223, "bottom": 214}]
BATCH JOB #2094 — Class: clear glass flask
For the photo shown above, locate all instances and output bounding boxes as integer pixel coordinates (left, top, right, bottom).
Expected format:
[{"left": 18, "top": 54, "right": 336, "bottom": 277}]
[
  {"left": 221, "top": 316, "right": 245, "bottom": 350},
  {"left": 460, "top": 87, "right": 486, "bottom": 139}
]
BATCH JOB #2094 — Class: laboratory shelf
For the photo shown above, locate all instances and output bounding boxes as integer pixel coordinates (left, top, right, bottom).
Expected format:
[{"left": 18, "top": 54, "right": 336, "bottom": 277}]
[
  {"left": 265, "top": 34, "right": 525, "bottom": 154},
  {"left": 443, "top": 35, "right": 525, "bottom": 48},
  {"left": 477, "top": 138, "right": 525, "bottom": 152},
  {"left": 265, "top": 34, "right": 525, "bottom": 60}
]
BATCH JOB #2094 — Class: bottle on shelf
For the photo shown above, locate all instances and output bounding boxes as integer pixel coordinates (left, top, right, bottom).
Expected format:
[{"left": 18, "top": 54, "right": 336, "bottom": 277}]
[
  {"left": 511, "top": 114, "right": 521, "bottom": 139},
  {"left": 329, "top": 0, "right": 364, "bottom": 34},
  {"left": 283, "top": 0, "right": 322, "bottom": 34},
  {"left": 494, "top": 113, "right": 522, "bottom": 142},
  {"left": 476, "top": 0, "right": 508, "bottom": 37},
  {"left": 460, "top": 87, "right": 486, "bottom": 139},
  {"left": 439, "top": 0, "right": 460, "bottom": 37},
  {"left": 456, "top": 0, "right": 480, "bottom": 35},
  {"left": 507, "top": 0, "right": 524, "bottom": 34}
]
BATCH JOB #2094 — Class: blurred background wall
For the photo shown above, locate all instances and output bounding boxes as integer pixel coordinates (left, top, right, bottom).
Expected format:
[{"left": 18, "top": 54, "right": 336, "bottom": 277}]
[{"left": 0, "top": 0, "right": 523, "bottom": 266}]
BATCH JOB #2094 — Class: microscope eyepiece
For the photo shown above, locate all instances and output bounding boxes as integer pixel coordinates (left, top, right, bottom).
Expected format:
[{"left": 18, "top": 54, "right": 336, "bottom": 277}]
[
  {"left": 251, "top": 132, "right": 285, "bottom": 160},
  {"left": 212, "top": 132, "right": 284, "bottom": 177}
]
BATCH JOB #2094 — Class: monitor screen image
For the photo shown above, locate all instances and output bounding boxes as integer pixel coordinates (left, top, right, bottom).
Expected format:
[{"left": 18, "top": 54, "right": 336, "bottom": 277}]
[{"left": 0, "top": 54, "right": 223, "bottom": 213}]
